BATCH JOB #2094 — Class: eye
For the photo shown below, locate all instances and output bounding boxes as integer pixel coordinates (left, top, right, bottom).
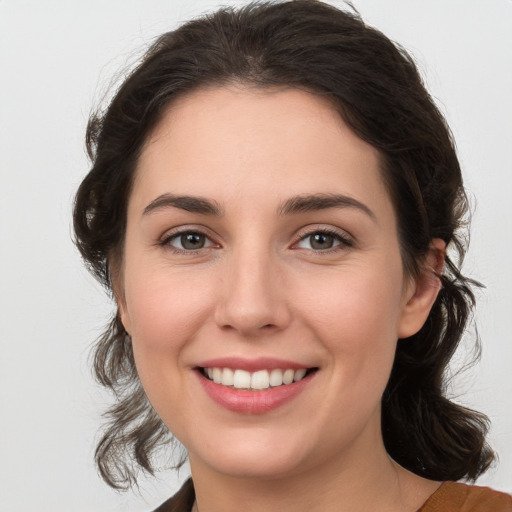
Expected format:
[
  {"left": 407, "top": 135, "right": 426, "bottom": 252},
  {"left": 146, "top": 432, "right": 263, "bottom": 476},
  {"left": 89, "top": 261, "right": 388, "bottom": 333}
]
[
  {"left": 165, "top": 231, "right": 215, "bottom": 251},
  {"left": 295, "top": 229, "right": 353, "bottom": 251}
]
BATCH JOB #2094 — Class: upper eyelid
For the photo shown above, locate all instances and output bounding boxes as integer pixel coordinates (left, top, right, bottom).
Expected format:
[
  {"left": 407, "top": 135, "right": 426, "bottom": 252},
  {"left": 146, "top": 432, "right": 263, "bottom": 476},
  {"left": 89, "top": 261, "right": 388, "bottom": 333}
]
[
  {"left": 160, "top": 228, "right": 220, "bottom": 254},
  {"left": 293, "top": 225, "right": 354, "bottom": 242},
  {"left": 158, "top": 224, "right": 354, "bottom": 248},
  {"left": 160, "top": 224, "right": 217, "bottom": 243},
  {"left": 290, "top": 227, "right": 355, "bottom": 253}
]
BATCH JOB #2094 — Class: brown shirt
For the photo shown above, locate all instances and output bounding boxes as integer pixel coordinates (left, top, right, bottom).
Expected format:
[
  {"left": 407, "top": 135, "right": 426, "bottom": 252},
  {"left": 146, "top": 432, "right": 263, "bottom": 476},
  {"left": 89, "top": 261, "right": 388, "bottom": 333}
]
[
  {"left": 154, "top": 479, "right": 512, "bottom": 512},
  {"left": 418, "top": 481, "right": 512, "bottom": 512}
]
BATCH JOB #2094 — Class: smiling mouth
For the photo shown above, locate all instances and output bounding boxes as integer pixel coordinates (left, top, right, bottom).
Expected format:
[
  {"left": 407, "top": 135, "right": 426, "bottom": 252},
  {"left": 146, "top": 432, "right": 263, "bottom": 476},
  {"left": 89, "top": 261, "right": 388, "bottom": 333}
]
[{"left": 200, "top": 367, "right": 317, "bottom": 391}]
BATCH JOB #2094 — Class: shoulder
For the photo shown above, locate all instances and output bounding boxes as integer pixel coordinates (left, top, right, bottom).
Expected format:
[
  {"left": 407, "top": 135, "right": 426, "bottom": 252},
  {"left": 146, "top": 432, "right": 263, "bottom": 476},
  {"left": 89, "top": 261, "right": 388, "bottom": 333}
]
[
  {"left": 419, "top": 481, "right": 512, "bottom": 512},
  {"left": 152, "top": 479, "right": 195, "bottom": 512}
]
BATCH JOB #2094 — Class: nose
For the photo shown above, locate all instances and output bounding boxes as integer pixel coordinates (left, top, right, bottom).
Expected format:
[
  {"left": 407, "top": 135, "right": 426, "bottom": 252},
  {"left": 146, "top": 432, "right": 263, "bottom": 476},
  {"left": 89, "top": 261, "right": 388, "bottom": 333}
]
[{"left": 214, "top": 245, "right": 292, "bottom": 337}]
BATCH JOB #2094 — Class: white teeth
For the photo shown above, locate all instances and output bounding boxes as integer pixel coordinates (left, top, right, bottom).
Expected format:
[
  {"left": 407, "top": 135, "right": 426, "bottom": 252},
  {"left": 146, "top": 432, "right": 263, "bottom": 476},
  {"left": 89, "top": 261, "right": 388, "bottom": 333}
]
[
  {"left": 293, "top": 368, "right": 307, "bottom": 382},
  {"left": 233, "top": 369, "right": 251, "bottom": 389},
  {"left": 283, "top": 369, "right": 294, "bottom": 385},
  {"left": 212, "top": 367, "right": 222, "bottom": 384},
  {"left": 203, "top": 367, "right": 310, "bottom": 390},
  {"left": 251, "top": 370, "right": 270, "bottom": 390},
  {"left": 221, "top": 367, "right": 234, "bottom": 386},
  {"left": 269, "top": 369, "right": 283, "bottom": 387}
]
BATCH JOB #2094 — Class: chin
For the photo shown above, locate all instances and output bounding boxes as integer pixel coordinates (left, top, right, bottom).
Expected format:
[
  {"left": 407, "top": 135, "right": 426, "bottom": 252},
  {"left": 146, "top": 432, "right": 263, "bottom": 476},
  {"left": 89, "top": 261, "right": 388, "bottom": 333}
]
[
  {"left": 204, "top": 454, "right": 307, "bottom": 481},
  {"left": 188, "top": 428, "right": 315, "bottom": 481}
]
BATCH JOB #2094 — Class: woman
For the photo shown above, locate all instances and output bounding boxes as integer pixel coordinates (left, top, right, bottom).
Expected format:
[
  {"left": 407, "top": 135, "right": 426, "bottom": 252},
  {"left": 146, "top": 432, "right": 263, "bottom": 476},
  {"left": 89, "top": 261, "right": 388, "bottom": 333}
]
[{"left": 73, "top": 1, "right": 512, "bottom": 511}]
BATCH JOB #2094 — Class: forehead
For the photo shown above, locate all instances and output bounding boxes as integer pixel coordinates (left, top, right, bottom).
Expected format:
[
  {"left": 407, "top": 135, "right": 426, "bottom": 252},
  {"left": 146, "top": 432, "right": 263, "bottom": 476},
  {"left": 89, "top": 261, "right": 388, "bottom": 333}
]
[{"left": 132, "top": 85, "right": 388, "bottom": 214}]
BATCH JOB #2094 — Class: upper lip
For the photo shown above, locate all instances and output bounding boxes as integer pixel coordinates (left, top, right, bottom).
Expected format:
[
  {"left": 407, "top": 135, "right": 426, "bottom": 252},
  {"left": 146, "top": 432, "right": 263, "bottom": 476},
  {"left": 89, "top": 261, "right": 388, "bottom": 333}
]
[{"left": 195, "top": 357, "right": 313, "bottom": 372}]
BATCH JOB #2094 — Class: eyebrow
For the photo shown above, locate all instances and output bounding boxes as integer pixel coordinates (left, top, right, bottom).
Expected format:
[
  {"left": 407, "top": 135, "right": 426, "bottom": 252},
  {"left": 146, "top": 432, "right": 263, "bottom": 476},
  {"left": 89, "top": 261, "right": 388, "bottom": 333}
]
[
  {"left": 278, "top": 193, "right": 376, "bottom": 220},
  {"left": 142, "top": 192, "right": 375, "bottom": 220},
  {"left": 143, "top": 194, "right": 224, "bottom": 216}
]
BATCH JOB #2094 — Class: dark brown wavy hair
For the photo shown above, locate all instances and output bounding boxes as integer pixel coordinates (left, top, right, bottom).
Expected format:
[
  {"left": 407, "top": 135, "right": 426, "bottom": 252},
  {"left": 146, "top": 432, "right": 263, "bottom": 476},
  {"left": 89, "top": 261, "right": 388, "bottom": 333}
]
[{"left": 73, "top": 0, "right": 494, "bottom": 490}]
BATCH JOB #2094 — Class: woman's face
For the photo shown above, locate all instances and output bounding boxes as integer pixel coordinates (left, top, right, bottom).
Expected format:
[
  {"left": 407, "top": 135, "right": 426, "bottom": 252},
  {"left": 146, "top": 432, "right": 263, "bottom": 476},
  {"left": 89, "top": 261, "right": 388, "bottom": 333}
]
[{"left": 119, "top": 86, "right": 435, "bottom": 481}]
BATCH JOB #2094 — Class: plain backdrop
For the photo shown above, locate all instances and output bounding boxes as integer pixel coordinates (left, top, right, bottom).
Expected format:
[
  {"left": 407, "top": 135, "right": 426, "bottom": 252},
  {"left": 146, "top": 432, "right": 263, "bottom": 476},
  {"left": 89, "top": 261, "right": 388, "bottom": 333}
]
[{"left": 0, "top": 1, "right": 511, "bottom": 510}]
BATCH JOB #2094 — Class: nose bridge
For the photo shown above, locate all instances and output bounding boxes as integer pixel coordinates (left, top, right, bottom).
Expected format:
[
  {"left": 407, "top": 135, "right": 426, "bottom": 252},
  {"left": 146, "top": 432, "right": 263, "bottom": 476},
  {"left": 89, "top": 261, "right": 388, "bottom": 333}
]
[{"left": 215, "top": 238, "right": 290, "bottom": 335}]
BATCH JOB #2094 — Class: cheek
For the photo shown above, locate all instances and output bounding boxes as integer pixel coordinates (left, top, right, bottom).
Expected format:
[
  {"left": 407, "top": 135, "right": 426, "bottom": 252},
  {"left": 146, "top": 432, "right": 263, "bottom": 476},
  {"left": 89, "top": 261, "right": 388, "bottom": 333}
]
[
  {"left": 297, "top": 263, "right": 404, "bottom": 380},
  {"left": 301, "top": 265, "right": 403, "bottom": 334},
  {"left": 121, "top": 265, "right": 218, "bottom": 426},
  {"left": 123, "top": 263, "right": 215, "bottom": 360}
]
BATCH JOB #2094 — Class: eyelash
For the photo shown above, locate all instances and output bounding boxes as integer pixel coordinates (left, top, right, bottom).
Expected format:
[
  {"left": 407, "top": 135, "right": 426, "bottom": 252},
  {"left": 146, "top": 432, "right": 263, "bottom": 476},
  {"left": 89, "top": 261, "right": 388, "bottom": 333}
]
[
  {"left": 160, "top": 228, "right": 217, "bottom": 254},
  {"left": 159, "top": 227, "right": 354, "bottom": 254},
  {"left": 293, "top": 228, "right": 354, "bottom": 253}
]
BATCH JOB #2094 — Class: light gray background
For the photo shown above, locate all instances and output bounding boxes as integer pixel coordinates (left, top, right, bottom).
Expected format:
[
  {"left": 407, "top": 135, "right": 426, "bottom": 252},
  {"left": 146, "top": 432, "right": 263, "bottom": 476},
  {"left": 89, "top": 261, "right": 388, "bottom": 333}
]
[{"left": 0, "top": 1, "right": 511, "bottom": 510}]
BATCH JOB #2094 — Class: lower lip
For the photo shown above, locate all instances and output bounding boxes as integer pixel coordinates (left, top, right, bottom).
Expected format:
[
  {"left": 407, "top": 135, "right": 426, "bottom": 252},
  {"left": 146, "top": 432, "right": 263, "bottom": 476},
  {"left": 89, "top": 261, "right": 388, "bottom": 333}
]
[{"left": 196, "top": 370, "right": 315, "bottom": 414}]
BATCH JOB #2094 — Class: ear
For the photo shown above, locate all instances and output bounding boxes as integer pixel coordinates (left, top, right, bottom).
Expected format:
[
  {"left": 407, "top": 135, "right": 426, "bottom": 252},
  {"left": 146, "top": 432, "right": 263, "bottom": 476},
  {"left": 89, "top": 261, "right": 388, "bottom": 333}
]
[
  {"left": 397, "top": 238, "right": 445, "bottom": 339},
  {"left": 109, "top": 261, "right": 132, "bottom": 335},
  {"left": 117, "top": 297, "right": 132, "bottom": 336}
]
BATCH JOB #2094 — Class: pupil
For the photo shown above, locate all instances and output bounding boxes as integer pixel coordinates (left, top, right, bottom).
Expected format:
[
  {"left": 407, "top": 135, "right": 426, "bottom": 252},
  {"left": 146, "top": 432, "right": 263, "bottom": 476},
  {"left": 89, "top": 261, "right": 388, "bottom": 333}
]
[
  {"left": 311, "top": 233, "right": 333, "bottom": 250},
  {"left": 182, "top": 233, "right": 205, "bottom": 250}
]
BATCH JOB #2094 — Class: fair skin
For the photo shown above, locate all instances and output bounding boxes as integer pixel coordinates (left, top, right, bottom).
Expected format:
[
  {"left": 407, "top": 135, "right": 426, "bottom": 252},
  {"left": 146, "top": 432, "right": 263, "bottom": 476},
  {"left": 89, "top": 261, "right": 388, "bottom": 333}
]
[{"left": 118, "top": 86, "right": 444, "bottom": 512}]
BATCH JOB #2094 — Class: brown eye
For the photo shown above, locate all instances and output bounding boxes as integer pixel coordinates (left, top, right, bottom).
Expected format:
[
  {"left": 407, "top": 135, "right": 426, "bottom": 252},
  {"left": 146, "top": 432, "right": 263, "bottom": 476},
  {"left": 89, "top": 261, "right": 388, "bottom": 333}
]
[
  {"left": 310, "top": 233, "right": 335, "bottom": 250},
  {"left": 295, "top": 230, "right": 353, "bottom": 251},
  {"left": 168, "top": 231, "right": 213, "bottom": 251}
]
